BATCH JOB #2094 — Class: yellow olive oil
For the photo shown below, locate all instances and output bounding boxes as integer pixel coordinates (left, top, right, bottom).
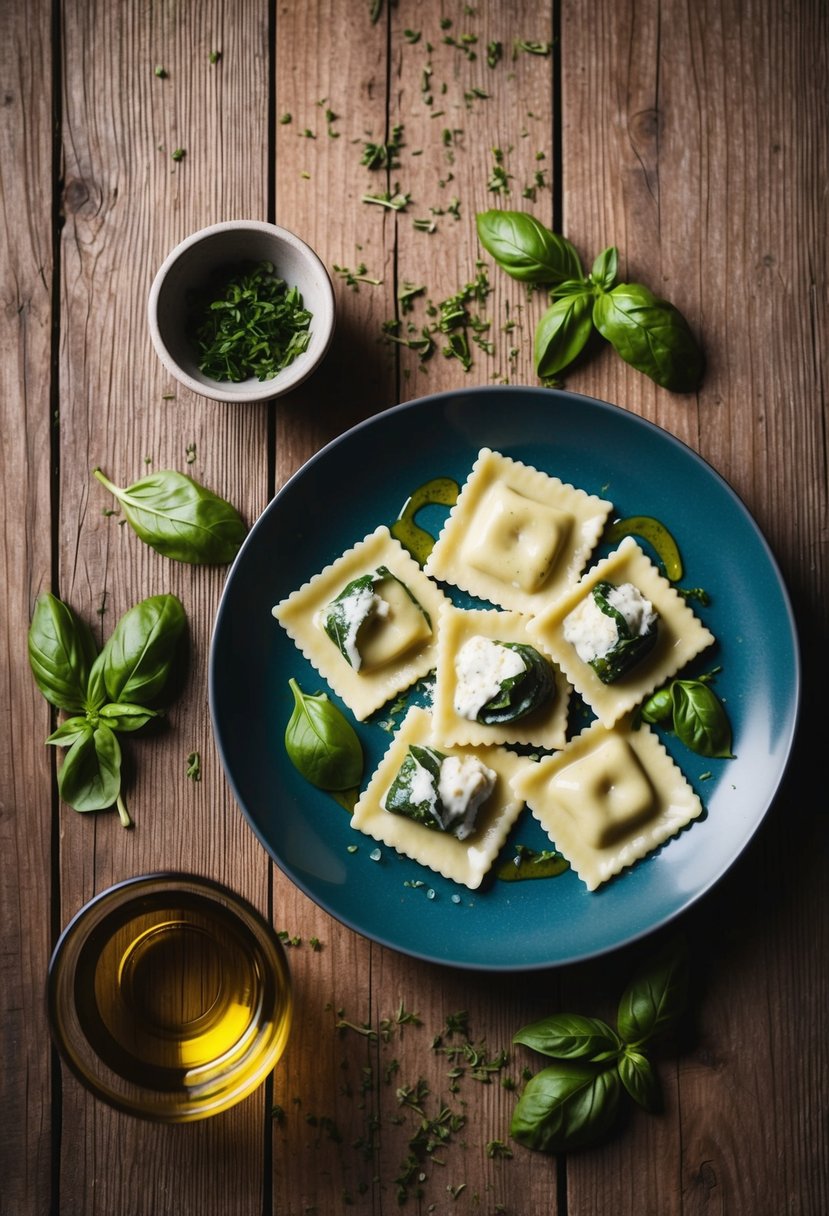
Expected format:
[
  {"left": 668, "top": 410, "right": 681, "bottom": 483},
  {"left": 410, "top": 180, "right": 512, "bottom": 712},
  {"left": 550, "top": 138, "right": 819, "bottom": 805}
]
[{"left": 49, "top": 878, "right": 291, "bottom": 1121}]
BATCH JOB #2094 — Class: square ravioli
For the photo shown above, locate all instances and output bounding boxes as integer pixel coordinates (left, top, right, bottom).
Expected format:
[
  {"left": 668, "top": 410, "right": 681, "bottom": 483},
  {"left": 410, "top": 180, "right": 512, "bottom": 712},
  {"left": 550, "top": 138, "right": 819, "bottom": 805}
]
[
  {"left": 527, "top": 536, "right": 715, "bottom": 728},
  {"left": 432, "top": 604, "right": 571, "bottom": 748},
  {"left": 511, "top": 717, "right": 703, "bottom": 890},
  {"left": 351, "top": 706, "right": 530, "bottom": 889},
  {"left": 272, "top": 526, "right": 450, "bottom": 720},
  {"left": 424, "top": 448, "right": 612, "bottom": 614}
]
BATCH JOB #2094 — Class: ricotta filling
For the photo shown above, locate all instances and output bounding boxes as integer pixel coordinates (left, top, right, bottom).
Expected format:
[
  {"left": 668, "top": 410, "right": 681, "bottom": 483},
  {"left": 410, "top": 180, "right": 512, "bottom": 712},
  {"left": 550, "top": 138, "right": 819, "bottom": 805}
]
[
  {"left": 453, "top": 635, "right": 527, "bottom": 720},
  {"left": 563, "top": 582, "right": 656, "bottom": 664},
  {"left": 436, "top": 754, "right": 497, "bottom": 840},
  {"left": 318, "top": 583, "right": 388, "bottom": 670}
]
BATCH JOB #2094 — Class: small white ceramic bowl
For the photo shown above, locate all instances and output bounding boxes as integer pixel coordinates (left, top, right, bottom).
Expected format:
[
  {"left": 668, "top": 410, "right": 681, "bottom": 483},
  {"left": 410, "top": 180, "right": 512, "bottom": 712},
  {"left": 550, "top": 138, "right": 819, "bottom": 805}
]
[{"left": 148, "top": 220, "right": 335, "bottom": 402}]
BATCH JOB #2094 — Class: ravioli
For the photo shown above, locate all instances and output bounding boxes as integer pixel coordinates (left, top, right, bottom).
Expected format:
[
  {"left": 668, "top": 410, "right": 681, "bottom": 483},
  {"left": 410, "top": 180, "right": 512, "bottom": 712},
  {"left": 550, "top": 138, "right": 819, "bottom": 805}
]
[
  {"left": 351, "top": 707, "right": 530, "bottom": 889},
  {"left": 424, "top": 448, "right": 612, "bottom": 613},
  {"left": 527, "top": 537, "right": 715, "bottom": 727},
  {"left": 272, "top": 527, "right": 450, "bottom": 720},
  {"left": 511, "top": 717, "right": 703, "bottom": 890},
  {"left": 432, "top": 604, "right": 570, "bottom": 748}
]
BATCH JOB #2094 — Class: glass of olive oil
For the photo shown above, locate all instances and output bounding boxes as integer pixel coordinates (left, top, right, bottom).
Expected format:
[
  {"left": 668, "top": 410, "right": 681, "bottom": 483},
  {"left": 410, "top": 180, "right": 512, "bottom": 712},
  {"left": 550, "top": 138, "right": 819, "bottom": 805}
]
[{"left": 48, "top": 874, "right": 292, "bottom": 1122}]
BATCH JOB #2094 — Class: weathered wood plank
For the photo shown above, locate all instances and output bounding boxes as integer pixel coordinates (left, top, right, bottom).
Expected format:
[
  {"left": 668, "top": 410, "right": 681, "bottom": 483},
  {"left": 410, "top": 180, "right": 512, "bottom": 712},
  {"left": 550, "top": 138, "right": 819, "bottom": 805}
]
[
  {"left": 0, "top": 1, "right": 57, "bottom": 1212},
  {"left": 55, "top": 1, "right": 272, "bottom": 1213},
  {"left": 560, "top": 2, "right": 828, "bottom": 1214}
]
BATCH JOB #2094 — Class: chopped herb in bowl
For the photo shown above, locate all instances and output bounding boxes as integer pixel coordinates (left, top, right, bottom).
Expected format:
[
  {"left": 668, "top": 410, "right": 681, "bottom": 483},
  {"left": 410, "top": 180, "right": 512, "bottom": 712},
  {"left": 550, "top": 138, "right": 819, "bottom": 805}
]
[{"left": 187, "top": 259, "right": 312, "bottom": 383}]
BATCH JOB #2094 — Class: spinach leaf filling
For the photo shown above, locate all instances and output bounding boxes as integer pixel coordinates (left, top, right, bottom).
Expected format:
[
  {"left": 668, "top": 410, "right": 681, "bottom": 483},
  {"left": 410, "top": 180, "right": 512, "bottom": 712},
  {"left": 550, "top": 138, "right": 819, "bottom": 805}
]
[
  {"left": 383, "top": 744, "right": 495, "bottom": 841},
  {"left": 475, "top": 641, "right": 555, "bottom": 724},
  {"left": 321, "top": 566, "right": 430, "bottom": 669},
  {"left": 587, "top": 580, "right": 658, "bottom": 684}
]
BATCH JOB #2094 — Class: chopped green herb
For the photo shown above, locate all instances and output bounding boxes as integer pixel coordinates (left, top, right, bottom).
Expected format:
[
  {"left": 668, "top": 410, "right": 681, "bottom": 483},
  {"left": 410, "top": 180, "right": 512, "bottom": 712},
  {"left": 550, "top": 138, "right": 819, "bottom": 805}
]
[
  {"left": 208, "top": 49, "right": 221, "bottom": 64},
  {"left": 188, "top": 260, "right": 311, "bottom": 382},
  {"left": 514, "top": 38, "right": 553, "bottom": 56},
  {"left": 279, "top": 112, "right": 292, "bottom": 124},
  {"left": 486, "top": 40, "right": 503, "bottom": 67},
  {"left": 398, "top": 282, "right": 426, "bottom": 313},
  {"left": 185, "top": 750, "right": 201, "bottom": 781},
  {"left": 185, "top": 441, "right": 196, "bottom": 464},
  {"left": 404, "top": 28, "right": 421, "bottom": 43},
  {"left": 171, "top": 147, "right": 185, "bottom": 162},
  {"left": 412, "top": 216, "right": 437, "bottom": 233},
  {"left": 332, "top": 262, "right": 382, "bottom": 289},
  {"left": 361, "top": 123, "right": 404, "bottom": 170},
  {"left": 362, "top": 186, "right": 411, "bottom": 211},
  {"left": 486, "top": 1139, "right": 513, "bottom": 1159},
  {"left": 154, "top": 65, "right": 167, "bottom": 78}
]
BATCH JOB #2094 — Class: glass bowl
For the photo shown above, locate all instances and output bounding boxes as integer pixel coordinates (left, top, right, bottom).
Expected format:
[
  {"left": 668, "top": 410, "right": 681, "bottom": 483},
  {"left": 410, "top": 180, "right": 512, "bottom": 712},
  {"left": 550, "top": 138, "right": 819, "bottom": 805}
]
[{"left": 47, "top": 873, "right": 292, "bottom": 1122}]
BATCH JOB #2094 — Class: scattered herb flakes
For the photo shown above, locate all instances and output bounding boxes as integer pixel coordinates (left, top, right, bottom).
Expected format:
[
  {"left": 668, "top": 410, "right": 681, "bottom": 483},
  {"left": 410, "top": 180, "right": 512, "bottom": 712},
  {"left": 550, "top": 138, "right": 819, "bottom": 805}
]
[
  {"left": 185, "top": 750, "right": 201, "bottom": 781},
  {"left": 279, "top": 112, "right": 293, "bottom": 124},
  {"left": 487, "top": 147, "right": 512, "bottom": 194},
  {"left": 271, "top": 1103, "right": 286, "bottom": 1123},
  {"left": 514, "top": 38, "right": 553, "bottom": 57},
  {"left": 208, "top": 49, "right": 221, "bottom": 64},
  {"left": 309, "top": 935, "right": 323, "bottom": 951},
  {"left": 332, "top": 262, "right": 382, "bottom": 289},
  {"left": 486, "top": 1139, "right": 513, "bottom": 1160},
  {"left": 404, "top": 28, "right": 421, "bottom": 43},
  {"left": 185, "top": 441, "right": 196, "bottom": 464},
  {"left": 413, "top": 216, "right": 438, "bottom": 234},
  {"left": 154, "top": 64, "right": 167, "bottom": 78},
  {"left": 361, "top": 123, "right": 404, "bottom": 170},
  {"left": 361, "top": 186, "right": 411, "bottom": 211},
  {"left": 486, "top": 39, "right": 503, "bottom": 68},
  {"left": 398, "top": 282, "right": 426, "bottom": 313},
  {"left": 171, "top": 147, "right": 186, "bottom": 162}
]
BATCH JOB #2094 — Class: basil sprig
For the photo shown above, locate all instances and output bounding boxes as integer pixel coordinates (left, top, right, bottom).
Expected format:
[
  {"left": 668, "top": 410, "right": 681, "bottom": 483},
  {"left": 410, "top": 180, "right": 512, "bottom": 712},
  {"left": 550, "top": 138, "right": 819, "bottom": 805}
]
[
  {"left": 94, "top": 468, "right": 247, "bottom": 565},
  {"left": 28, "top": 592, "right": 187, "bottom": 826},
  {"left": 284, "top": 678, "right": 363, "bottom": 792},
  {"left": 510, "top": 936, "right": 689, "bottom": 1153},
  {"left": 641, "top": 670, "right": 734, "bottom": 758},
  {"left": 476, "top": 210, "right": 704, "bottom": 392}
]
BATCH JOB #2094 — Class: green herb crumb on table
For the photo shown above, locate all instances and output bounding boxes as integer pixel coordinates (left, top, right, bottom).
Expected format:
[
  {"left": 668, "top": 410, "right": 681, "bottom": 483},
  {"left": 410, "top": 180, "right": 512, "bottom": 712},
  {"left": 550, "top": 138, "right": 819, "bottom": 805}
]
[{"left": 188, "top": 259, "right": 312, "bottom": 382}]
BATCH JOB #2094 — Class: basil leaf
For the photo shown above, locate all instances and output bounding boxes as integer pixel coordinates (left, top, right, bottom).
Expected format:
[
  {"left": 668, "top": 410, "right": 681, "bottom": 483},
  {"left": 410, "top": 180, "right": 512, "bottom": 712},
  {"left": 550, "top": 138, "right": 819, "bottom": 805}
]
[
  {"left": 93, "top": 468, "right": 247, "bottom": 565},
  {"left": 100, "top": 594, "right": 187, "bottom": 706},
  {"left": 617, "top": 936, "right": 690, "bottom": 1047},
  {"left": 640, "top": 685, "right": 674, "bottom": 724},
  {"left": 513, "top": 1014, "right": 621, "bottom": 1062},
  {"left": 534, "top": 292, "right": 595, "bottom": 380},
  {"left": 57, "top": 723, "right": 122, "bottom": 812},
  {"left": 45, "top": 716, "right": 92, "bottom": 748},
  {"left": 28, "top": 593, "right": 99, "bottom": 713},
  {"left": 593, "top": 282, "right": 704, "bottom": 392},
  {"left": 618, "top": 1049, "right": 662, "bottom": 1113},
  {"left": 510, "top": 1064, "right": 621, "bottom": 1153},
  {"left": 476, "top": 209, "right": 584, "bottom": 284},
  {"left": 284, "top": 678, "right": 363, "bottom": 791},
  {"left": 671, "top": 679, "right": 734, "bottom": 757},
  {"left": 97, "top": 702, "right": 159, "bottom": 733},
  {"left": 590, "top": 245, "right": 618, "bottom": 291}
]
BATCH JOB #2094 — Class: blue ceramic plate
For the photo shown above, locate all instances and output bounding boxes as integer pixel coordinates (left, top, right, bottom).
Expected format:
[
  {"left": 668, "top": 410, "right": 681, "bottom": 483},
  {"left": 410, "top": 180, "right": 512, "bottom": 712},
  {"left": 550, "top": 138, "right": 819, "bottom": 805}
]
[{"left": 209, "top": 387, "right": 800, "bottom": 971}]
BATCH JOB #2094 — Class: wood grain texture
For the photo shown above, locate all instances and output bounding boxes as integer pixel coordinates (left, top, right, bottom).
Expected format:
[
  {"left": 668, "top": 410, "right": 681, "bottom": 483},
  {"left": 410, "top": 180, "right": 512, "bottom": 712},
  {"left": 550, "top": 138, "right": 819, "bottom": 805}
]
[
  {"left": 1, "top": 0, "right": 827, "bottom": 1213},
  {"left": 55, "top": 1, "right": 272, "bottom": 1213},
  {"left": 0, "top": 1, "right": 56, "bottom": 1212}
]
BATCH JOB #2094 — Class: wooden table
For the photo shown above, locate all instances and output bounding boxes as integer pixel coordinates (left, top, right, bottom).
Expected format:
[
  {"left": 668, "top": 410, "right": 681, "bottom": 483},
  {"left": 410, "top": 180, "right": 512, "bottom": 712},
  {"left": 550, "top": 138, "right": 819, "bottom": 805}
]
[{"left": 3, "top": 1, "right": 827, "bottom": 1213}]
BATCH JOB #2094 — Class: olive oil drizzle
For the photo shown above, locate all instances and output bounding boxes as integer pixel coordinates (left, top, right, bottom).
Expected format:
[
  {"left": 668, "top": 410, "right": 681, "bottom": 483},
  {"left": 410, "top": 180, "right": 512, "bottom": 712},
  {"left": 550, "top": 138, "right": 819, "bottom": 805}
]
[
  {"left": 391, "top": 477, "right": 459, "bottom": 565},
  {"left": 497, "top": 845, "right": 570, "bottom": 882},
  {"left": 604, "top": 515, "right": 684, "bottom": 581}
]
